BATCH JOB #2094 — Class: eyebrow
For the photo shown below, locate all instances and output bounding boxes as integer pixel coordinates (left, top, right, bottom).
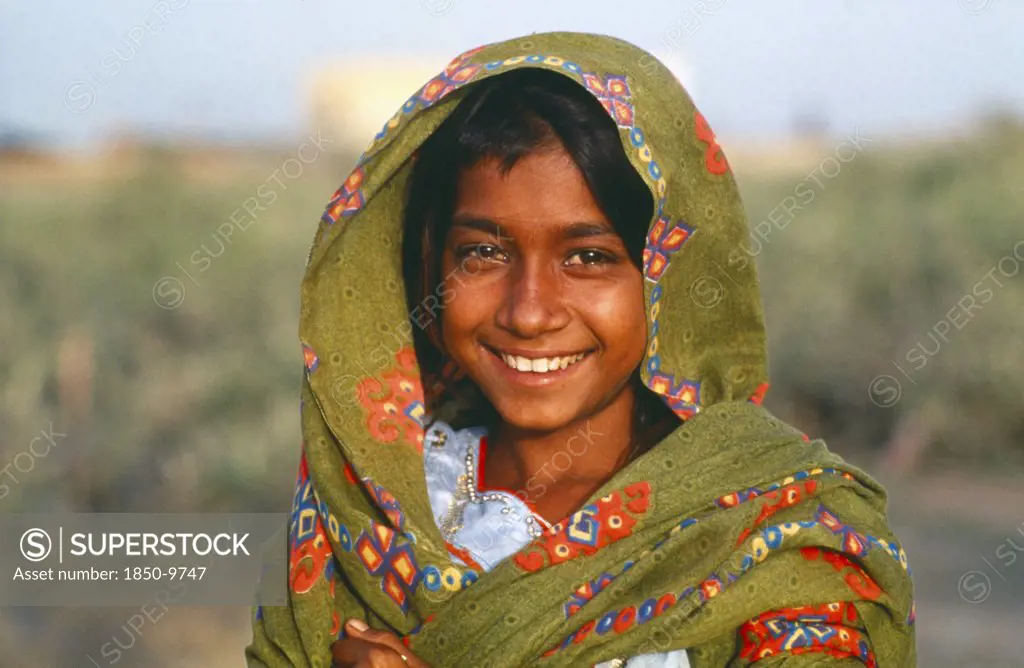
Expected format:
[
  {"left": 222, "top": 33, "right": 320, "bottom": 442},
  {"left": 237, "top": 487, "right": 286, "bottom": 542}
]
[
  {"left": 450, "top": 216, "right": 616, "bottom": 240},
  {"left": 562, "top": 221, "right": 617, "bottom": 240},
  {"left": 450, "top": 217, "right": 507, "bottom": 238}
]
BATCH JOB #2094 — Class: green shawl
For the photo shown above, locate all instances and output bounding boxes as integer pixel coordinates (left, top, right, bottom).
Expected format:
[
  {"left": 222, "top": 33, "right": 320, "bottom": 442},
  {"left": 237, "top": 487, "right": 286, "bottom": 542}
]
[{"left": 247, "top": 32, "right": 916, "bottom": 667}]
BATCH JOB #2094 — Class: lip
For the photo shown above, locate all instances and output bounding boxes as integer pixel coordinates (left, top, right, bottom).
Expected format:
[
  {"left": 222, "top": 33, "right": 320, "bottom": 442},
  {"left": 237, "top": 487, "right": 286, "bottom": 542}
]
[{"left": 481, "top": 344, "right": 593, "bottom": 387}]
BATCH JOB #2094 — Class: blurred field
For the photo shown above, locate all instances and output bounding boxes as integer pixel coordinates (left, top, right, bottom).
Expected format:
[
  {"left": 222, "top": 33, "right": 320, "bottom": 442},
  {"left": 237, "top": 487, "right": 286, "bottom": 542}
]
[{"left": 1, "top": 117, "right": 1023, "bottom": 666}]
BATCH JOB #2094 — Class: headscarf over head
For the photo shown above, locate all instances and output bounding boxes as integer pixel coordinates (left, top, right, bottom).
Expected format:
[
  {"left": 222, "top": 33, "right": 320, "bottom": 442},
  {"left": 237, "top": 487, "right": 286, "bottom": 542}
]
[{"left": 247, "top": 32, "right": 915, "bottom": 668}]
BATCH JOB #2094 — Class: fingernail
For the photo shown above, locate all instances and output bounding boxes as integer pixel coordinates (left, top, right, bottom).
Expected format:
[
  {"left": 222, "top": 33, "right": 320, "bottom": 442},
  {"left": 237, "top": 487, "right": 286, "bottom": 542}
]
[{"left": 346, "top": 619, "right": 369, "bottom": 632}]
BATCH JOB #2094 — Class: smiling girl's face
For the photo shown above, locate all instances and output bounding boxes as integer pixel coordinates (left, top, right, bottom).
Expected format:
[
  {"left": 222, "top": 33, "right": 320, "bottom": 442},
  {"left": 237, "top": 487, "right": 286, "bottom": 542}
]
[{"left": 440, "top": 146, "right": 648, "bottom": 432}]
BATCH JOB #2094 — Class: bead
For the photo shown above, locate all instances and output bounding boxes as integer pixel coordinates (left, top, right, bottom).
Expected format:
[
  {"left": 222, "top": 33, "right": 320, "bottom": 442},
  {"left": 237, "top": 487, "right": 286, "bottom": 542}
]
[{"left": 429, "top": 428, "right": 448, "bottom": 447}]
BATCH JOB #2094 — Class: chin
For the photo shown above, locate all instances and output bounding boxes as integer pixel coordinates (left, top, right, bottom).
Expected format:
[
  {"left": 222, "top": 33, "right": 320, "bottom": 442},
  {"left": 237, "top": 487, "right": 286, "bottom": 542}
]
[{"left": 490, "top": 397, "right": 583, "bottom": 433}]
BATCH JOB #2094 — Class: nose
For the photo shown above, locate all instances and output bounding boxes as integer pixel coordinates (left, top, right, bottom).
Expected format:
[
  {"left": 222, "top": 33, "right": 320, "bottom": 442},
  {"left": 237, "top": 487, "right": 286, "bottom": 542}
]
[{"left": 495, "top": 259, "right": 571, "bottom": 339}]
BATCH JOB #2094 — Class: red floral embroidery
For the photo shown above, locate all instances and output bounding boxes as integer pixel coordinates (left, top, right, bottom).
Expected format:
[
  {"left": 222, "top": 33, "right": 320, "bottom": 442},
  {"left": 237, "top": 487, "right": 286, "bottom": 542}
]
[
  {"left": 655, "top": 591, "right": 677, "bottom": 615},
  {"left": 738, "top": 601, "right": 877, "bottom": 667},
  {"left": 581, "top": 72, "right": 635, "bottom": 127},
  {"left": 289, "top": 505, "right": 334, "bottom": 595},
  {"left": 330, "top": 608, "right": 341, "bottom": 637},
  {"left": 844, "top": 566, "right": 884, "bottom": 601},
  {"left": 288, "top": 451, "right": 335, "bottom": 595},
  {"left": 357, "top": 347, "right": 427, "bottom": 452},
  {"left": 446, "top": 44, "right": 485, "bottom": 71},
  {"left": 302, "top": 344, "right": 320, "bottom": 372},
  {"left": 445, "top": 541, "right": 484, "bottom": 572},
  {"left": 572, "top": 619, "right": 596, "bottom": 644},
  {"left": 642, "top": 215, "right": 694, "bottom": 281},
  {"left": 564, "top": 572, "right": 616, "bottom": 618},
  {"left": 354, "top": 521, "right": 423, "bottom": 613},
  {"left": 362, "top": 478, "right": 409, "bottom": 533},
  {"left": 748, "top": 382, "right": 769, "bottom": 405},
  {"left": 801, "top": 547, "right": 883, "bottom": 601},
  {"left": 513, "top": 482, "right": 652, "bottom": 572},
  {"left": 735, "top": 480, "right": 818, "bottom": 546},
  {"left": 343, "top": 462, "right": 359, "bottom": 485},
  {"left": 419, "top": 57, "right": 482, "bottom": 106},
  {"left": 700, "top": 576, "right": 724, "bottom": 600},
  {"left": 695, "top": 110, "right": 729, "bottom": 175},
  {"left": 323, "top": 167, "right": 367, "bottom": 223}
]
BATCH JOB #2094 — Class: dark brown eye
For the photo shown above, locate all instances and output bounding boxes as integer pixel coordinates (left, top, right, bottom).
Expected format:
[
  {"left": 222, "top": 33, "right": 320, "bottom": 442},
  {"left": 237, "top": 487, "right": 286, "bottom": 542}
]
[
  {"left": 457, "top": 243, "right": 509, "bottom": 263},
  {"left": 565, "top": 249, "right": 615, "bottom": 266}
]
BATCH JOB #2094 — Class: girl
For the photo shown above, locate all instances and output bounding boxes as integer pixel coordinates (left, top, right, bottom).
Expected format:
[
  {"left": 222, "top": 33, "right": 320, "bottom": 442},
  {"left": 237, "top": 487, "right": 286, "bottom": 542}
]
[{"left": 248, "top": 32, "right": 916, "bottom": 667}]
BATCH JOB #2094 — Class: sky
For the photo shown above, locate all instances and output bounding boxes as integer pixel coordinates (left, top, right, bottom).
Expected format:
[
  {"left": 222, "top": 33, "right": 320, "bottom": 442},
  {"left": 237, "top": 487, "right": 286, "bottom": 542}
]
[{"left": 1, "top": 0, "right": 1022, "bottom": 150}]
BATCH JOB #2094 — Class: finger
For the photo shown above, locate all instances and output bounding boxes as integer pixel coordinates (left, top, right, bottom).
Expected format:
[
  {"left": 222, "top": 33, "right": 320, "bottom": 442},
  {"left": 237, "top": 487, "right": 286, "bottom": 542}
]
[
  {"left": 331, "top": 638, "right": 410, "bottom": 668},
  {"left": 361, "top": 644, "right": 411, "bottom": 668},
  {"left": 343, "top": 620, "right": 421, "bottom": 667},
  {"left": 330, "top": 637, "right": 363, "bottom": 666}
]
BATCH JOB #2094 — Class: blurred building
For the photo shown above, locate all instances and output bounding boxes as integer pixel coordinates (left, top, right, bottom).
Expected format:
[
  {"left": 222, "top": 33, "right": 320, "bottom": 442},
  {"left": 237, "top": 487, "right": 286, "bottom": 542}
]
[{"left": 307, "top": 57, "right": 448, "bottom": 155}]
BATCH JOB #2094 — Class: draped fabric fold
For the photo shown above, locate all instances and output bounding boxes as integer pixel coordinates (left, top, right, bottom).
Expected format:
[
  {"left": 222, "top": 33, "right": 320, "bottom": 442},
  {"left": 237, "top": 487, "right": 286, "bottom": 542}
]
[{"left": 246, "top": 31, "right": 915, "bottom": 668}]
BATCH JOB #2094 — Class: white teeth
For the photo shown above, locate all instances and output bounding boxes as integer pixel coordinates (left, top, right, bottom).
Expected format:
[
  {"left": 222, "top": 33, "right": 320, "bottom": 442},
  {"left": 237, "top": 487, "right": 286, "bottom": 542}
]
[{"left": 499, "top": 351, "right": 587, "bottom": 374}]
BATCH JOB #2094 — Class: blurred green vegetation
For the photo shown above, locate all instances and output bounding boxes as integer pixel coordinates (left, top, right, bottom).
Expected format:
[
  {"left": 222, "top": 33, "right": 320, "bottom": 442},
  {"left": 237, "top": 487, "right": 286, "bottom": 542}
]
[
  {"left": 1, "top": 146, "right": 351, "bottom": 515},
  {"left": 743, "top": 116, "right": 1024, "bottom": 472},
  {"left": 1, "top": 119, "right": 1023, "bottom": 522}
]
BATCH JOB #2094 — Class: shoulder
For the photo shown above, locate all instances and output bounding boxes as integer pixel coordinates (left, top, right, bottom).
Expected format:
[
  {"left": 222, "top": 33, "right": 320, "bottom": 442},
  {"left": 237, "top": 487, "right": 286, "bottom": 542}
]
[{"left": 678, "top": 401, "right": 888, "bottom": 505}]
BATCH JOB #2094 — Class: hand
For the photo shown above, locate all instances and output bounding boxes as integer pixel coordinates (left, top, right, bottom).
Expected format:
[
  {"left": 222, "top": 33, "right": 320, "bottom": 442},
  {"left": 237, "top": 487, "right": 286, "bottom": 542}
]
[{"left": 330, "top": 619, "right": 431, "bottom": 668}]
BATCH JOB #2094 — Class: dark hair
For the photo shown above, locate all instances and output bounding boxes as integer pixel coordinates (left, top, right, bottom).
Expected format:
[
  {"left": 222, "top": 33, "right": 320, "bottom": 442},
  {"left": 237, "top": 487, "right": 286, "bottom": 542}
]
[{"left": 402, "top": 67, "right": 679, "bottom": 454}]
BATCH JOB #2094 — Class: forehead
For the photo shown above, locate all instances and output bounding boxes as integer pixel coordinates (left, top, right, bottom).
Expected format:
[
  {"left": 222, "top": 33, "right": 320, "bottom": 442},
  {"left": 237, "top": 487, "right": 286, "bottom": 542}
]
[{"left": 452, "top": 148, "right": 611, "bottom": 234}]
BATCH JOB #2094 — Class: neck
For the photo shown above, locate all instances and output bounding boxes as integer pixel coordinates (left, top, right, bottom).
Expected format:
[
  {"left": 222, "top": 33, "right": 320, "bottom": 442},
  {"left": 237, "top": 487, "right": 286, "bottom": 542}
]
[{"left": 486, "top": 389, "right": 638, "bottom": 498}]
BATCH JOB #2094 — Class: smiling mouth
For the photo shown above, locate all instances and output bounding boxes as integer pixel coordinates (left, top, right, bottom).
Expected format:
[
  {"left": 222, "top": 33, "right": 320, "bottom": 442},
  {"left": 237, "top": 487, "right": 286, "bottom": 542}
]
[{"left": 490, "top": 348, "right": 591, "bottom": 374}]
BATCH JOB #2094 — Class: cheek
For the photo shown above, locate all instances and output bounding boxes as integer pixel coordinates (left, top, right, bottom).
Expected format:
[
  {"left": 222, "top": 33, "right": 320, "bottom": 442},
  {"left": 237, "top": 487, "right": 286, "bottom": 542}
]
[
  {"left": 575, "top": 281, "right": 648, "bottom": 361},
  {"left": 440, "top": 274, "right": 492, "bottom": 349},
  {"left": 620, "top": 290, "right": 650, "bottom": 364}
]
